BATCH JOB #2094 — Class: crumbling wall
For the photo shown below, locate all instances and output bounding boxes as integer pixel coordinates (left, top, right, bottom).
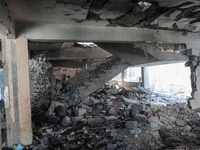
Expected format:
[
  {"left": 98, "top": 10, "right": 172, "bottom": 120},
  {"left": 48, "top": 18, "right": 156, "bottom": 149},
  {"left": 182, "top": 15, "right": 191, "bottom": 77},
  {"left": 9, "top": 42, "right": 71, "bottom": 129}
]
[
  {"left": 29, "top": 52, "right": 52, "bottom": 104},
  {"left": 187, "top": 55, "right": 200, "bottom": 109}
]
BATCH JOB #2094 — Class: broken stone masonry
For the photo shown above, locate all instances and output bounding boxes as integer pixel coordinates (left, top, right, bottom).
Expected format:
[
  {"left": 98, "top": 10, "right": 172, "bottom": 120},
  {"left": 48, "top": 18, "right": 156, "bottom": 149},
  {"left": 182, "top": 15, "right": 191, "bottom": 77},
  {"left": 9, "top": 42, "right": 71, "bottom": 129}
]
[{"left": 29, "top": 52, "right": 52, "bottom": 107}]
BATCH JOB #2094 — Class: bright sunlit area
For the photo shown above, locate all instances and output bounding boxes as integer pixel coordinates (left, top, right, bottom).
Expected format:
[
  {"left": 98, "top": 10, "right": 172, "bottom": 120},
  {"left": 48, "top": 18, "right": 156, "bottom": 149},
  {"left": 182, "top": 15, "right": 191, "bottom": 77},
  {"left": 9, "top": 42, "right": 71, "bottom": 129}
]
[{"left": 111, "top": 62, "right": 192, "bottom": 105}]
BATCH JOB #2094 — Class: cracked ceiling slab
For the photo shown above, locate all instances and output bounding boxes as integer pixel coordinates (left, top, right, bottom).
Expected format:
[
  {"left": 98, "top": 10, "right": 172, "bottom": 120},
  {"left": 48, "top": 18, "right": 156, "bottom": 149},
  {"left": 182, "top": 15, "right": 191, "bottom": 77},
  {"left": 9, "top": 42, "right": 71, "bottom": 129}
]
[{"left": 3, "top": 0, "right": 200, "bottom": 33}]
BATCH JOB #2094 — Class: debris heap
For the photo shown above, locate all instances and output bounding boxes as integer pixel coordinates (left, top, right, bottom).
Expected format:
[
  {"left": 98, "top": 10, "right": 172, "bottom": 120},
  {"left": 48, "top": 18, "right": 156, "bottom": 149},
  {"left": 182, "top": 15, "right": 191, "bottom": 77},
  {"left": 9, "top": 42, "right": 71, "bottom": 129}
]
[{"left": 26, "top": 86, "right": 200, "bottom": 150}]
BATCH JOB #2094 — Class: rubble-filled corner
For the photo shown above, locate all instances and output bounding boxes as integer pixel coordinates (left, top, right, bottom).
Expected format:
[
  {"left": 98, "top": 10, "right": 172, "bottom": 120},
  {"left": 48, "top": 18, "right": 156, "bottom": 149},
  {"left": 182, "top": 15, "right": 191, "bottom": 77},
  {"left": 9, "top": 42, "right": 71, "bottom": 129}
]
[{"left": 2, "top": 82, "right": 199, "bottom": 150}]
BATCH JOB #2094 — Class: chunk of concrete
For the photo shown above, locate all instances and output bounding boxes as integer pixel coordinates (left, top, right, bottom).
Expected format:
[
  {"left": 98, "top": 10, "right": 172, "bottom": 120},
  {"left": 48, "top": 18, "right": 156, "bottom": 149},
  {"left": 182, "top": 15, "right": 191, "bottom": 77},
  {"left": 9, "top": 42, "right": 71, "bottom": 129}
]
[
  {"left": 48, "top": 101, "right": 65, "bottom": 115},
  {"left": 189, "top": 99, "right": 200, "bottom": 109},
  {"left": 176, "top": 120, "right": 186, "bottom": 127},
  {"left": 131, "top": 103, "right": 145, "bottom": 116},
  {"left": 62, "top": 116, "right": 72, "bottom": 126},
  {"left": 88, "top": 117, "right": 104, "bottom": 126},
  {"left": 148, "top": 116, "right": 159, "bottom": 131},
  {"left": 125, "top": 121, "right": 138, "bottom": 129},
  {"left": 80, "top": 104, "right": 93, "bottom": 113},
  {"left": 169, "top": 116, "right": 176, "bottom": 123},
  {"left": 134, "top": 114, "right": 147, "bottom": 123},
  {"left": 104, "top": 116, "right": 117, "bottom": 122},
  {"left": 109, "top": 104, "right": 120, "bottom": 116},
  {"left": 71, "top": 116, "right": 84, "bottom": 126},
  {"left": 107, "top": 143, "right": 117, "bottom": 149},
  {"left": 75, "top": 108, "right": 87, "bottom": 116}
]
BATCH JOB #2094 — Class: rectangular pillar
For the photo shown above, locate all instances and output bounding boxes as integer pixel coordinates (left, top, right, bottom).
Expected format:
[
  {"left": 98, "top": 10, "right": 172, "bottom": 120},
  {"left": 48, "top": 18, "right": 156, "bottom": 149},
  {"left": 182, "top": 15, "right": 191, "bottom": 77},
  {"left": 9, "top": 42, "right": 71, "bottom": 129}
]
[
  {"left": 2, "top": 39, "right": 32, "bottom": 147},
  {"left": 141, "top": 67, "right": 149, "bottom": 89}
]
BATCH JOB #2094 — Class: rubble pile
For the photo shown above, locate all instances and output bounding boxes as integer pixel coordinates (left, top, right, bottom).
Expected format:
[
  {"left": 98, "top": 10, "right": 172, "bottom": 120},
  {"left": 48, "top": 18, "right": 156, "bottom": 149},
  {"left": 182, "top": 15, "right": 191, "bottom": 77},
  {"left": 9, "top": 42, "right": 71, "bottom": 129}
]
[
  {"left": 28, "top": 86, "right": 200, "bottom": 150},
  {"left": 152, "top": 103, "right": 200, "bottom": 147},
  {"left": 129, "top": 87, "right": 188, "bottom": 105}
]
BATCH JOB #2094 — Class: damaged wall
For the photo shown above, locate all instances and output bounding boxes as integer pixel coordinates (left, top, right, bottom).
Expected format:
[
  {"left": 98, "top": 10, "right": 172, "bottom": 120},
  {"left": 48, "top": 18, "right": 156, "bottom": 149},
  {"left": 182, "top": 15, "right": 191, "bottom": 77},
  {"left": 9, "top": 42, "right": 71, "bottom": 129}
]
[
  {"left": 187, "top": 55, "right": 200, "bottom": 109},
  {"left": 29, "top": 52, "right": 51, "bottom": 103}
]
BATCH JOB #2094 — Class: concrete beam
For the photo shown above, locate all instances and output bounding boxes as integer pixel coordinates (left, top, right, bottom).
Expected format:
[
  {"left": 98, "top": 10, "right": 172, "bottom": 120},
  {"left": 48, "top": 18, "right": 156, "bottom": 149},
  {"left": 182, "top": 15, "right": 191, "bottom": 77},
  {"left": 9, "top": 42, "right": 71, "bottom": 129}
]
[
  {"left": 46, "top": 46, "right": 112, "bottom": 60},
  {"left": 135, "top": 43, "right": 189, "bottom": 61},
  {"left": 16, "top": 23, "right": 200, "bottom": 44},
  {"left": 97, "top": 43, "right": 157, "bottom": 66},
  {"left": 0, "top": 1, "right": 15, "bottom": 38},
  {"left": 2, "top": 39, "right": 32, "bottom": 146},
  {"left": 98, "top": 43, "right": 189, "bottom": 67},
  {"left": 50, "top": 59, "right": 105, "bottom": 69}
]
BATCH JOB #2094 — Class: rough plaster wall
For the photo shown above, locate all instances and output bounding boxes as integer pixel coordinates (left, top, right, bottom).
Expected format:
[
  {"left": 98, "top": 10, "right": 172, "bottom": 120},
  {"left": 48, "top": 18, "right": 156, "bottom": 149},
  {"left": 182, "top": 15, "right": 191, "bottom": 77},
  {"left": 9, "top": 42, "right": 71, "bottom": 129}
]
[{"left": 29, "top": 52, "right": 51, "bottom": 102}]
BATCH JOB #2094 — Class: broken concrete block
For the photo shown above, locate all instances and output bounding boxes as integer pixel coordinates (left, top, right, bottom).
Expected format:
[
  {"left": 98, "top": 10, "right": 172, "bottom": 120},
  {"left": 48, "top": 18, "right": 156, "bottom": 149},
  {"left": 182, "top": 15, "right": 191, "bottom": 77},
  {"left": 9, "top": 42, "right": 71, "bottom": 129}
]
[
  {"left": 63, "top": 103, "right": 69, "bottom": 108},
  {"left": 176, "top": 120, "right": 186, "bottom": 127},
  {"left": 80, "top": 118, "right": 88, "bottom": 124},
  {"left": 62, "top": 116, "right": 72, "bottom": 126},
  {"left": 134, "top": 114, "right": 147, "bottom": 123},
  {"left": 109, "top": 107, "right": 116, "bottom": 115},
  {"left": 48, "top": 101, "right": 65, "bottom": 116},
  {"left": 188, "top": 133, "right": 197, "bottom": 139},
  {"left": 107, "top": 143, "right": 117, "bottom": 149},
  {"left": 71, "top": 116, "right": 84, "bottom": 126},
  {"left": 131, "top": 103, "right": 145, "bottom": 116},
  {"left": 148, "top": 116, "right": 159, "bottom": 130},
  {"left": 48, "top": 103, "right": 54, "bottom": 116},
  {"left": 66, "top": 109, "right": 72, "bottom": 116},
  {"left": 169, "top": 116, "right": 176, "bottom": 123},
  {"left": 80, "top": 104, "right": 93, "bottom": 113},
  {"left": 104, "top": 116, "right": 117, "bottom": 122},
  {"left": 184, "top": 125, "right": 192, "bottom": 131},
  {"left": 88, "top": 117, "right": 104, "bottom": 126},
  {"left": 125, "top": 121, "right": 138, "bottom": 129},
  {"left": 189, "top": 99, "right": 200, "bottom": 109},
  {"left": 150, "top": 104, "right": 159, "bottom": 113},
  {"left": 75, "top": 108, "right": 86, "bottom": 116},
  {"left": 114, "top": 104, "right": 120, "bottom": 113},
  {"left": 109, "top": 104, "right": 120, "bottom": 116},
  {"left": 51, "top": 101, "right": 65, "bottom": 107},
  {"left": 96, "top": 104, "right": 104, "bottom": 111}
]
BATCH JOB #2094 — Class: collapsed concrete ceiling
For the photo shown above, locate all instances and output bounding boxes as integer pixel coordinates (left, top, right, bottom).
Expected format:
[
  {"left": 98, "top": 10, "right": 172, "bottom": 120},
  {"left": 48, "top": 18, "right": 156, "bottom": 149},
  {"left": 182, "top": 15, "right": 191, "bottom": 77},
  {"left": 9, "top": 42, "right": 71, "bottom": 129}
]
[{"left": 5, "top": 0, "right": 200, "bottom": 32}]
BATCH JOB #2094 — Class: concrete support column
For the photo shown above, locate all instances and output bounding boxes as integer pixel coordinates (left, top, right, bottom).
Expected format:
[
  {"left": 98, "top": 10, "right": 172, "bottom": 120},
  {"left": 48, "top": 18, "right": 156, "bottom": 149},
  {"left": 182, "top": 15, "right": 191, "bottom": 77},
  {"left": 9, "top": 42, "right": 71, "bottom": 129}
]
[
  {"left": 141, "top": 67, "right": 150, "bottom": 89},
  {"left": 2, "top": 39, "right": 32, "bottom": 146}
]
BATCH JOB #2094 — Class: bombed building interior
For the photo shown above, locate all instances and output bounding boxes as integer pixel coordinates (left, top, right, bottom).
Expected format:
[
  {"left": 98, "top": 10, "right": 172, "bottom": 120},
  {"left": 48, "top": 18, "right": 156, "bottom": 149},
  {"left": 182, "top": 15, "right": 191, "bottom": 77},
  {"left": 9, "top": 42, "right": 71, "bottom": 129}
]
[{"left": 1, "top": 0, "right": 200, "bottom": 150}]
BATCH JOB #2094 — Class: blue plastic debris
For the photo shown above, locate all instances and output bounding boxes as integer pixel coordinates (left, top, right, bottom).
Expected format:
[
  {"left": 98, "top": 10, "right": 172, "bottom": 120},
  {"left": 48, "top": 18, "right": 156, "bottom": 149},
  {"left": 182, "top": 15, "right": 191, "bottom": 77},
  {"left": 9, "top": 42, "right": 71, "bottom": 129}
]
[
  {"left": 70, "top": 90, "right": 77, "bottom": 101},
  {"left": 130, "top": 128, "right": 141, "bottom": 134},
  {"left": 94, "top": 94, "right": 100, "bottom": 99},
  {"left": 15, "top": 144, "right": 24, "bottom": 150}
]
